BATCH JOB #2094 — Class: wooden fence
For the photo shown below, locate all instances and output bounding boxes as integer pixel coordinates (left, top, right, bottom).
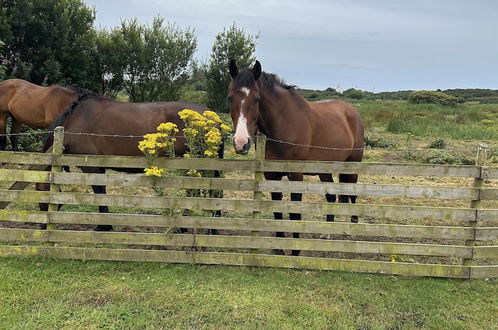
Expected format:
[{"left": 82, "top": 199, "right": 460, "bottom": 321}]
[{"left": 0, "top": 128, "right": 497, "bottom": 278}]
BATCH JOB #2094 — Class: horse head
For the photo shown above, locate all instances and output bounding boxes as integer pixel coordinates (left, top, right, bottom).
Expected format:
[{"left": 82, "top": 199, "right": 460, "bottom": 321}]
[{"left": 228, "top": 60, "right": 262, "bottom": 154}]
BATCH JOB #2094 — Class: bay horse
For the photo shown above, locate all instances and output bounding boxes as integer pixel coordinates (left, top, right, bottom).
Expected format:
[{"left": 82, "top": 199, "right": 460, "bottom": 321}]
[
  {"left": 228, "top": 60, "right": 364, "bottom": 256},
  {"left": 0, "top": 78, "right": 84, "bottom": 150},
  {"left": 37, "top": 93, "right": 223, "bottom": 231}
]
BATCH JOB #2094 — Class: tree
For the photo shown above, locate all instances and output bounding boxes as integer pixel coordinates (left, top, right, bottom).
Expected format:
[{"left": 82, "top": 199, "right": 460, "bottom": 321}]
[
  {"left": 206, "top": 24, "right": 258, "bottom": 112},
  {"left": 0, "top": 40, "right": 5, "bottom": 80},
  {"left": 90, "top": 29, "right": 124, "bottom": 98},
  {"left": 342, "top": 88, "right": 367, "bottom": 100},
  {"left": 0, "top": 0, "right": 96, "bottom": 86},
  {"left": 101, "top": 17, "right": 197, "bottom": 102}
]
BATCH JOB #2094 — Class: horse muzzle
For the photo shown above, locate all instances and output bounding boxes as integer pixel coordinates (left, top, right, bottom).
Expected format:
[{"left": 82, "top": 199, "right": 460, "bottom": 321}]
[{"left": 233, "top": 137, "right": 251, "bottom": 155}]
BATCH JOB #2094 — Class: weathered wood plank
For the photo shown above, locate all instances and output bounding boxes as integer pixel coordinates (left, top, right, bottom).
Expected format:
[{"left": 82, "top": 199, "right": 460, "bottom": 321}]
[
  {"left": 477, "top": 209, "right": 498, "bottom": 222},
  {"left": 0, "top": 228, "right": 48, "bottom": 241},
  {"left": 470, "top": 265, "right": 498, "bottom": 278},
  {"left": 40, "top": 171, "right": 480, "bottom": 200},
  {"left": 51, "top": 172, "right": 257, "bottom": 191},
  {"left": 260, "top": 160, "right": 481, "bottom": 178},
  {"left": 47, "top": 212, "right": 474, "bottom": 240},
  {"left": 0, "top": 164, "right": 51, "bottom": 210},
  {"left": 0, "top": 245, "right": 470, "bottom": 278},
  {"left": 473, "top": 246, "right": 498, "bottom": 259},
  {"left": 39, "top": 230, "right": 471, "bottom": 258},
  {"left": 475, "top": 228, "right": 498, "bottom": 241},
  {"left": 0, "top": 190, "right": 476, "bottom": 221},
  {"left": 259, "top": 180, "right": 478, "bottom": 200},
  {"left": 0, "top": 210, "right": 48, "bottom": 223},
  {"left": 0, "top": 151, "right": 481, "bottom": 178},
  {"left": 0, "top": 169, "right": 51, "bottom": 183},
  {"left": 479, "top": 189, "right": 498, "bottom": 200},
  {"left": 482, "top": 167, "right": 498, "bottom": 179},
  {"left": 0, "top": 152, "right": 53, "bottom": 166},
  {"left": 0, "top": 228, "right": 471, "bottom": 257}
]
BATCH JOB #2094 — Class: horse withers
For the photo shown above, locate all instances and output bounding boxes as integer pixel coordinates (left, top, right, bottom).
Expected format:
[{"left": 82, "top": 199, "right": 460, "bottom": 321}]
[
  {"left": 0, "top": 78, "right": 86, "bottom": 150},
  {"left": 227, "top": 60, "right": 364, "bottom": 255},
  {"left": 37, "top": 94, "right": 223, "bottom": 231}
]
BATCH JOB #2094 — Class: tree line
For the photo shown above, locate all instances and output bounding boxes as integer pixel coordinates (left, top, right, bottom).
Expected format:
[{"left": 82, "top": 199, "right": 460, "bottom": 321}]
[
  {"left": 0, "top": 0, "right": 257, "bottom": 112},
  {"left": 299, "top": 87, "right": 498, "bottom": 104}
]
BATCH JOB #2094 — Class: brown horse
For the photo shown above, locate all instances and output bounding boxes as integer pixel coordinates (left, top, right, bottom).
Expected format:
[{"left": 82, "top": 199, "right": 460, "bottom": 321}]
[
  {"left": 0, "top": 78, "right": 85, "bottom": 150},
  {"left": 38, "top": 93, "right": 223, "bottom": 231},
  {"left": 228, "top": 60, "right": 364, "bottom": 255}
]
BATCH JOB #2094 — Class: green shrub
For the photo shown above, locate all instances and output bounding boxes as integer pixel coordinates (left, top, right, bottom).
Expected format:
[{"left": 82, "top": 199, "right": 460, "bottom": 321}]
[
  {"left": 424, "top": 150, "right": 474, "bottom": 165},
  {"left": 428, "top": 138, "right": 447, "bottom": 149},
  {"left": 399, "top": 150, "right": 418, "bottom": 161},
  {"left": 364, "top": 135, "right": 397, "bottom": 148},
  {"left": 342, "top": 88, "right": 367, "bottom": 100},
  {"left": 408, "top": 91, "right": 458, "bottom": 107}
]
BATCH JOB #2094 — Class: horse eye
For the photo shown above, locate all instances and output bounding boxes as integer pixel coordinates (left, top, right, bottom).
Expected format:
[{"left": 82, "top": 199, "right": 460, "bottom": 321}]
[{"left": 255, "top": 97, "right": 260, "bottom": 103}]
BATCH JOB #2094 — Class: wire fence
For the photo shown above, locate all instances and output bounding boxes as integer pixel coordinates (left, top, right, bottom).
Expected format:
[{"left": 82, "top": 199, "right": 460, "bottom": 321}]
[{"left": 0, "top": 130, "right": 495, "bottom": 153}]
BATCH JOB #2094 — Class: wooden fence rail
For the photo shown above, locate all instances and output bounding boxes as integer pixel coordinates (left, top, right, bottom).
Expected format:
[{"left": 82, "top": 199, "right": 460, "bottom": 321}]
[{"left": 0, "top": 128, "right": 497, "bottom": 278}]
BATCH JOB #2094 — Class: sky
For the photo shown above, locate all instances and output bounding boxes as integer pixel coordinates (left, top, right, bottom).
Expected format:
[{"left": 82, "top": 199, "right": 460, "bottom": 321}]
[{"left": 85, "top": 0, "right": 498, "bottom": 92}]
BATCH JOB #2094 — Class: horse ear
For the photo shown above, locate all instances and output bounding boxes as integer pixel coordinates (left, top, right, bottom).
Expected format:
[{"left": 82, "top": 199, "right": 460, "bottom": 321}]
[
  {"left": 252, "top": 60, "right": 262, "bottom": 80},
  {"left": 229, "top": 60, "right": 238, "bottom": 79}
]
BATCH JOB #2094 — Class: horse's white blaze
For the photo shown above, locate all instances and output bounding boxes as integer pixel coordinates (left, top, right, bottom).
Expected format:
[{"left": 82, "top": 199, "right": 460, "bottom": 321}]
[
  {"left": 234, "top": 98, "right": 250, "bottom": 150},
  {"left": 239, "top": 87, "right": 250, "bottom": 96}
]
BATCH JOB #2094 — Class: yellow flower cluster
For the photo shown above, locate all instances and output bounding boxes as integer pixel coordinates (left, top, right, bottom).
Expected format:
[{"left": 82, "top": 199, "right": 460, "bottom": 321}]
[
  {"left": 178, "top": 108, "right": 231, "bottom": 159},
  {"left": 204, "top": 128, "right": 222, "bottom": 158},
  {"left": 157, "top": 122, "right": 179, "bottom": 135},
  {"left": 139, "top": 109, "right": 232, "bottom": 180},
  {"left": 138, "top": 123, "right": 179, "bottom": 159},
  {"left": 144, "top": 166, "right": 164, "bottom": 177}
]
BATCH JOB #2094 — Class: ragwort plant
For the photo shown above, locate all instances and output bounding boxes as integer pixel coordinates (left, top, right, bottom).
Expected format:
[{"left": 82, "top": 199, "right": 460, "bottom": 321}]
[{"left": 138, "top": 109, "right": 231, "bottom": 199}]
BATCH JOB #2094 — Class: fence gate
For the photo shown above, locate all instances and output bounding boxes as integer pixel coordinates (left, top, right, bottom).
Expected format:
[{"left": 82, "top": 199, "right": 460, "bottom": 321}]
[{"left": 0, "top": 130, "right": 497, "bottom": 278}]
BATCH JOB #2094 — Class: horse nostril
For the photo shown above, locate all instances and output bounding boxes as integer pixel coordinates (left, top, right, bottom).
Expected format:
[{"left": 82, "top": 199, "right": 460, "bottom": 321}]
[{"left": 243, "top": 141, "right": 250, "bottom": 153}]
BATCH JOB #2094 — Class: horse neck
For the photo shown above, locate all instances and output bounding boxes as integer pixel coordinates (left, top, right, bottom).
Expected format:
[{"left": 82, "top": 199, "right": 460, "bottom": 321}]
[{"left": 257, "top": 86, "right": 309, "bottom": 140}]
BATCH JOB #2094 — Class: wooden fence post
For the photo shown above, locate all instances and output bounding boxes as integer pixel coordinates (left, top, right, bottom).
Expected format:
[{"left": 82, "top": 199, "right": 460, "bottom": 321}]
[
  {"left": 464, "top": 143, "right": 488, "bottom": 273},
  {"left": 251, "top": 134, "right": 266, "bottom": 249},
  {"left": 47, "top": 126, "right": 64, "bottom": 232}
]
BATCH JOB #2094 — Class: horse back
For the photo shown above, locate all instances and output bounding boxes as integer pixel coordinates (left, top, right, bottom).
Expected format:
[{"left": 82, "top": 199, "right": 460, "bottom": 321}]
[
  {"left": 307, "top": 99, "right": 364, "bottom": 161},
  {"left": 3, "top": 79, "right": 77, "bottom": 128},
  {"left": 60, "top": 98, "right": 211, "bottom": 156}
]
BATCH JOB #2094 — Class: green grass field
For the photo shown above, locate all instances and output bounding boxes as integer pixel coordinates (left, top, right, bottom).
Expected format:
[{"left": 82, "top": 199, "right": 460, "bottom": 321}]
[{"left": 1, "top": 257, "right": 497, "bottom": 329}]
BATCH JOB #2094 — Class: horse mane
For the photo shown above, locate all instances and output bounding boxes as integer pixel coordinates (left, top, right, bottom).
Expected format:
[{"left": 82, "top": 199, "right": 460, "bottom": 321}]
[
  {"left": 234, "top": 69, "right": 297, "bottom": 95},
  {"left": 43, "top": 86, "right": 101, "bottom": 149}
]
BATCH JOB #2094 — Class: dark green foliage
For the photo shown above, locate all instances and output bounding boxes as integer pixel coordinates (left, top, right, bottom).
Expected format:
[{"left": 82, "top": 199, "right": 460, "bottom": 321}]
[
  {"left": 443, "top": 88, "right": 498, "bottom": 104},
  {"left": 428, "top": 139, "right": 447, "bottom": 149},
  {"left": 300, "top": 87, "right": 498, "bottom": 105},
  {"left": 298, "top": 87, "right": 341, "bottom": 101},
  {"left": 364, "top": 134, "right": 398, "bottom": 148},
  {"left": 408, "top": 91, "right": 458, "bottom": 107},
  {"left": 342, "top": 88, "right": 371, "bottom": 100},
  {"left": 372, "top": 90, "right": 413, "bottom": 101},
  {"left": 0, "top": 0, "right": 97, "bottom": 87},
  {"left": 0, "top": 39, "right": 5, "bottom": 80},
  {"left": 206, "top": 24, "right": 257, "bottom": 113},
  {"left": 179, "top": 89, "right": 207, "bottom": 106},
  {"left": 97, "top": 17, "right": 197, "bottom": 102},
  {"left": 424, "top": 150, "right": 474, "bottom": 165}
]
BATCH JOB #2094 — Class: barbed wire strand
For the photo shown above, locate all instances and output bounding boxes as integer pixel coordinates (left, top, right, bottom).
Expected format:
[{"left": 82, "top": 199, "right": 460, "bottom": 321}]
[{"left": 0, "top": 131, "right": 494, "bottom": 152}]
